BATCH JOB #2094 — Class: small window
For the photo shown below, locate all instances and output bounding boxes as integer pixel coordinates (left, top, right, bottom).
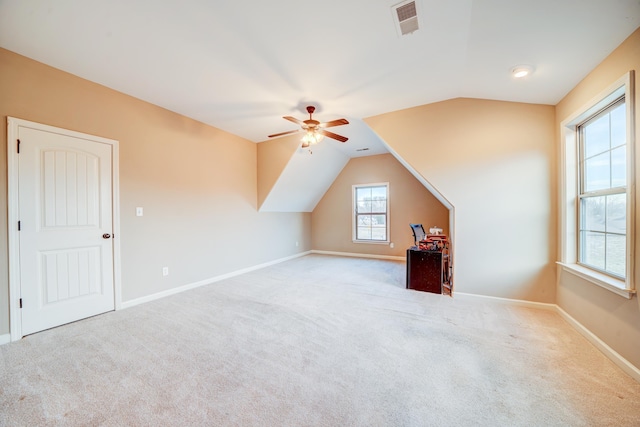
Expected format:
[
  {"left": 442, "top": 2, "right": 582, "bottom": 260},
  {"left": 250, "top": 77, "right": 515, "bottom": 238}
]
[
  {"left": 353, "top": 183, "right": 389, "bottom": 242},
  {"left": 578, "top": 99, "right": 627, "bottom": 278}
]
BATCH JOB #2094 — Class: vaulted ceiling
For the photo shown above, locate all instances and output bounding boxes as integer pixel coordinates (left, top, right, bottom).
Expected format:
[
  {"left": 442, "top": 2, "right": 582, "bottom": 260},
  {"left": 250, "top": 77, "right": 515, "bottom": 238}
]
[
  {"left": 1, "top": 0, "right": 638, "bottom": 144},
  {"left": 1, "top": 1, "right": 639, "bottom": 211}
]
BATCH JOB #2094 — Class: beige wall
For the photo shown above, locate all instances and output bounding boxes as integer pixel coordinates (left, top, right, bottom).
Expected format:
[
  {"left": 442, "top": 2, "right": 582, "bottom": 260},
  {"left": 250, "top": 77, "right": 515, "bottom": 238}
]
[
  {"left": 555, "top": 28, "right": 640, "bottom": 369},
  {"left": 312, "top": 154, "right": 449, "bottom": 257},
  {"left": 366, "top": 99, "right": 557, "bottom": 302},
  {"left": 0, "top": 48, "right": 311, "bottom": 335}
]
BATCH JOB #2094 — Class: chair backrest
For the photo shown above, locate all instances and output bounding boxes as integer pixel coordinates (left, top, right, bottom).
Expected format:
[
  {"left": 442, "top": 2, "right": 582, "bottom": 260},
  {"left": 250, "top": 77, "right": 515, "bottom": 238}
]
[{"left": 409, "top": 223, "right": 426, "bottom": 244}]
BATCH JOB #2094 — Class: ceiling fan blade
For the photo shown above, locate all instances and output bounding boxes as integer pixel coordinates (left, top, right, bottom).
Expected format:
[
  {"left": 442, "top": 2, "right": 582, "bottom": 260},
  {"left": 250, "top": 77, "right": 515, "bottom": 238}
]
[
  {"left": 319, "top": 118, "right": 349, "bottom": 128},
  {"left": 283, "top": 116, "right": 304, "bottom": 125},
  {"left": 318, "top": 129, "right": 348, "bottom": 143},
  {"left": 268, "top": 129, "right": 300, "bottom": 138}
]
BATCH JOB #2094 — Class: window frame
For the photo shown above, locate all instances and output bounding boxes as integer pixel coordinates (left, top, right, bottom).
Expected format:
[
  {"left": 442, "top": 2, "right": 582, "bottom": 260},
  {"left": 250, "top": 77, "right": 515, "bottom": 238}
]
[
  {"left": 559, "top": 71, "right": 636, "bottom": 298},
  {"left": 576, "top": 97, "right": 627, "bottom": 279},
  {"left": 352, "top": 182, "right": 390, "bottom": 244}
]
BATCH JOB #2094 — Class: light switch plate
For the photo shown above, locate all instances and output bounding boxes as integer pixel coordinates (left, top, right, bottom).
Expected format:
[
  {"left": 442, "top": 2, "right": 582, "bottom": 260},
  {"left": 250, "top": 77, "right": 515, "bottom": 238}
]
[{"left": 136, "top": 207, "right": 143, "bottom": 216}]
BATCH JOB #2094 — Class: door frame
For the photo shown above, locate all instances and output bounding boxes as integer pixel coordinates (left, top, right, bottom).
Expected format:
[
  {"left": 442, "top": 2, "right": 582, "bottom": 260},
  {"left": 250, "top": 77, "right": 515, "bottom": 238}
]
[{"left": 7, "top": 117, "right": 122, "bottom": 341}]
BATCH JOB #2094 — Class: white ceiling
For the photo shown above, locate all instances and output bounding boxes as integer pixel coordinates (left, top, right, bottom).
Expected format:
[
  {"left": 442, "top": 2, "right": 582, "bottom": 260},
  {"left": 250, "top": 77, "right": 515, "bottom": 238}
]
[
  {"left": 2, "top": 1, "right": 639, "bottom": 212},
  {"left": 1, "top": 0, "right": 639, "bottom": 147}
]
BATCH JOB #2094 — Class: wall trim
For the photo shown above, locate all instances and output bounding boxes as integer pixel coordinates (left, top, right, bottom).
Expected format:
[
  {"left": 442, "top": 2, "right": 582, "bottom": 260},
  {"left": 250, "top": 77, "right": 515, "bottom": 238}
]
[
  {"left": 0, "top": 334, "right": 11, "bottom": 345},
  {"left": 454, "top": 292, "right": 557, "bottom": 310},
  {"left": 310, "top": 250, "right": 405, "bottom": 261},
  {"left": 121, "top": 251, "right": 311, "bottom": 309},
  {"left": 456, "top": 291, "right": 640, "bottom": 383},
  {"left": 555, "top": 305, "right": 640, "bottom": 383}
]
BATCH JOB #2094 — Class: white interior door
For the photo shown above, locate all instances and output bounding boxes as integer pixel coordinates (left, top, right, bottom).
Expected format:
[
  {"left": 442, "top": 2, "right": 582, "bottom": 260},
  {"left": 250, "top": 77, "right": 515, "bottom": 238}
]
[{"left": 16, "top": 124, "right": 116, "bottom": 336}]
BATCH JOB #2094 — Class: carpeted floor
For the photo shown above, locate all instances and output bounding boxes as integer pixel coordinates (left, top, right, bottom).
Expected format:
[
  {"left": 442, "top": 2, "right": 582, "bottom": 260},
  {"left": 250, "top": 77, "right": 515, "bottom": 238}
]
[{"left": 1, "top": 254, "right": 639, "bottom": 426}]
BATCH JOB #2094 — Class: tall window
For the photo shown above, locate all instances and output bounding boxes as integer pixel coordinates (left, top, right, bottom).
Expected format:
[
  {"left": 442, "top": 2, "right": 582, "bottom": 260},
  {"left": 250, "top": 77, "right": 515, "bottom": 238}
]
[
  {"left": 353, "top": 183, "right": 388, "bottom": 242},
  {"left": 578, "top": 99, "right": 627, "bottom": 278},
  {"left": 560, "top": 71, "right": 635, "bottom": 298}
]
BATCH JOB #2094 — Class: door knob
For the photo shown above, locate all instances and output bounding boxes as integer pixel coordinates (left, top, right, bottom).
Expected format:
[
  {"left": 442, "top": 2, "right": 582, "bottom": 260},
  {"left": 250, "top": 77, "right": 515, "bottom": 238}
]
[{"left": 102, "top": 233, "right": 111, "bottom": 239}]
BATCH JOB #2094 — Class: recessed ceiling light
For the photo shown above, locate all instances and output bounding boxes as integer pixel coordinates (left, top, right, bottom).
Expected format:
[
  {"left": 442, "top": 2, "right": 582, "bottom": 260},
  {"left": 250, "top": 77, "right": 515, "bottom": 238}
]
[{"left": 511, "top": 65, "right": 534, "bottom": 79}]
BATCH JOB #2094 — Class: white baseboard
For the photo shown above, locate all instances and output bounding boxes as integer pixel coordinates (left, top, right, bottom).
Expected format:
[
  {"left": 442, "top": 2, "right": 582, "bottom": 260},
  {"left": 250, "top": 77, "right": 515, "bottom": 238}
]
[
  {"left": 455, "top": 291, "right": 639, "bottom": 383},
  {"left": 121, "top": 251, "right": 311, "bottom": 309},
  {"left": 0, "top": 334, "right": 10, "bottom": 345},
  {"left": 454, "top": 292, "right": 557, "bottom": 311},
  {"left": 310, "top": 250, "right": 405, "bottom": 262},
  {"left": 555, "top": 306, "right": 640, "bottom": 383}
]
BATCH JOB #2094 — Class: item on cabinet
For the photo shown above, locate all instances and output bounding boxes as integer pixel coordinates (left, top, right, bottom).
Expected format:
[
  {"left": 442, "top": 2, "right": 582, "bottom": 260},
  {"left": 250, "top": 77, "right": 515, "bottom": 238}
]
[
  {"left": 410, "top": 223, "right": 448, "bottom": 250},
  {"left": 418, "top": 234, "right": 448, "bottom": 251},
  {"left": 429, "top": 226, "right": 443, "bottom": 235},
  {"left": 409, "top": 223, "right": 426, "bottom": 246}
]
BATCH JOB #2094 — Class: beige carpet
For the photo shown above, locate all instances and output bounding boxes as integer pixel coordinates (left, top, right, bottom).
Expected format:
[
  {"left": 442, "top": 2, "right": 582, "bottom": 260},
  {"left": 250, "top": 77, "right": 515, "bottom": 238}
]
[{"left": 1, "top": 254, "right": 639, "bottom": 426}]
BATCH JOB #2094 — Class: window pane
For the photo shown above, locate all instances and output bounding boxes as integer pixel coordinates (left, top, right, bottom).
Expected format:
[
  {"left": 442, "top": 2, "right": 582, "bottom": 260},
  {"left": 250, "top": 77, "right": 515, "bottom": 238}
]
[
  {"left": 357, "top": 227, "right": 372, "bottom": 240},
  {"left": 356, "top": 187, "right": 372, "bottom": 213},
  {"left": 580, "top": 231, "right": 605, "bottom": 270},
  {"left": 584, "top": 114, "right": 610, "bottom": 158},
  {"left": 610, "top": 102, "right": 626, "bottom": 149},
  {"left": 606, "top": 194, "right": 626, "bottom": 234},
  {"left": 372, "top": 215, "right": 386, "bottom": 240},
  {"left": 356, "top": 187, "right": 370, "bottom": 200},
  {"left": 581, "top": 196, "right": 605, "bottom": 232},
  {"left": 606, "top": 234, "right": 626, "bottom": 277},
  {"left": 371, "top": 186, "right": 386, "bottom": 200},
  {"left": 372, "top": 215, "right": 386, "bottom": 226},
  {"left": 371, "top": 227, "right": 386, "bottom": 240},
  {"left": 358, "top": 200, "right": 372, "bottom": 213},
  {"left": 371, "top": 199, "right": 386, "bottom": 213},
  {"left": 584, "top": 152, "right": 610, "bottom": 192},
  {"left": 611, "top": 145, "right": 626, "bottom": 188},
  {"left": 357, "top": 215, "right": 373, "bottom": 226}
]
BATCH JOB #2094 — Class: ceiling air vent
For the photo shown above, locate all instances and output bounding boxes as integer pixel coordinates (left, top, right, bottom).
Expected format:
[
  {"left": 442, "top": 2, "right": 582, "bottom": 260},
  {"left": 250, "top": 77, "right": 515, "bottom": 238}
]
[{"left": 392, "top": 0, "right": 419, "bottom": 36}]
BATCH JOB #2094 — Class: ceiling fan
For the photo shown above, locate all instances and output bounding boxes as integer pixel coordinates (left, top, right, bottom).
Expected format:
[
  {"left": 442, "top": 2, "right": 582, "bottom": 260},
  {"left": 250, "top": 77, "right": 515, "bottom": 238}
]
[{"left": 268, "top": 106, "right": 349, "bottom": 147}]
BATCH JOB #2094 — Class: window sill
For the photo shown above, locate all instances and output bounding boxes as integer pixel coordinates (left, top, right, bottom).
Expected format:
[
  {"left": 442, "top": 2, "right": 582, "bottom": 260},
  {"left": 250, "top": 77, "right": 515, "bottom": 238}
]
[
  {"left": 557, "top": 262, "right": 636, "bottom": 299},
  {"left": 352, "top": 240, "right": 390, "bottom": 245}
]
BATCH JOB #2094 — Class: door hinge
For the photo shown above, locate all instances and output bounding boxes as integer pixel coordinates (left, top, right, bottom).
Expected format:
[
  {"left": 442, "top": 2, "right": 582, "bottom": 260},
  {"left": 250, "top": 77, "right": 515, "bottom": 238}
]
[
  {"left": 18, "top": 221, "right": 21, "bottom": 231},
  {"left": 19, "top": 298, "right": 22, "bottom": 308},
  {"left": 17, "top": 139, "right": 20, "bottom": 153}
]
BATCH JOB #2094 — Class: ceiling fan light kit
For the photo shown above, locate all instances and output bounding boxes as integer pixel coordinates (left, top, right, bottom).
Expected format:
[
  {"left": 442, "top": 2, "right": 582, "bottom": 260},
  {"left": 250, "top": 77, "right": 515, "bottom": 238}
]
[
  {"left": 301, "top": 130, "right": 324, "bottom": 146},
  {"left": 268, "top": 105, "right": 349, "bottom": 148}
]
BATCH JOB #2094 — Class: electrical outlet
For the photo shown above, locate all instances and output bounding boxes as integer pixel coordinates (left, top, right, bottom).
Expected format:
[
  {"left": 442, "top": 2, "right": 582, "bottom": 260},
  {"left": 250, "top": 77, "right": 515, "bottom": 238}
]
[
  {"left": 162, "top": 267, "right": 169, "bottom": 276},
  {"left": 390, "top": 242, "right": 394, "bottom": 248},
  {"left": 295, "top": 241, "right": 299, "bottom": 247}
]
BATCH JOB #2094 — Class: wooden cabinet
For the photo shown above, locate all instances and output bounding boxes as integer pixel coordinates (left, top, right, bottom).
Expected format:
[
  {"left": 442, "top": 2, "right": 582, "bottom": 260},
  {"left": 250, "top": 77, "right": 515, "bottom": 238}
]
[{"left": 406, "top": 249, "right": 451, "bottom": 294}]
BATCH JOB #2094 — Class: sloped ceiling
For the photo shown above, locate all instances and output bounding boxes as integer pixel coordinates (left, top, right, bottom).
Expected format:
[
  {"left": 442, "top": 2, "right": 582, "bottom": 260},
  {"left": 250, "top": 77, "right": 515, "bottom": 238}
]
[
  {"left": 259, "top": 142, "right": 350, "bottom": 213},
  {"left": 1, "top": 0, "right": 638, "bottom": 144},
  {"left": 260, "top": 120, "right": 389, "bottom": 212},
  {"left": 1, "top": 1, "right": 639, "bottom": 212}
]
